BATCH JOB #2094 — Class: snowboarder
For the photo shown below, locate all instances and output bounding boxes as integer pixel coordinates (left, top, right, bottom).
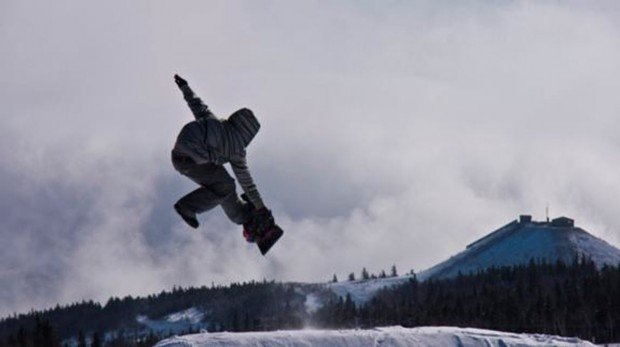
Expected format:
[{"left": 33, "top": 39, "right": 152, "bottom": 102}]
[{"left": 171, "top": 74, "right": 282, "bottom": 254}]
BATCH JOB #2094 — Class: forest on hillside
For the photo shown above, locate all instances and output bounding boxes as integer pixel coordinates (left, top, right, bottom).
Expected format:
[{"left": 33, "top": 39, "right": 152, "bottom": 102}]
[
  {"left": 316, "top": 256, "right": 620, "bottom": 344},
  {"left": 0, "top": 281, "right": 332, "bottom": 347}
]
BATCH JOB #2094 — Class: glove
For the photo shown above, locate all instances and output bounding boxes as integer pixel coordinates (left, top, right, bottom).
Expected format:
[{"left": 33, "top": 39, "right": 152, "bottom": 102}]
[{"left": 174, "top": 74, "right": 188, "bottom": 88}]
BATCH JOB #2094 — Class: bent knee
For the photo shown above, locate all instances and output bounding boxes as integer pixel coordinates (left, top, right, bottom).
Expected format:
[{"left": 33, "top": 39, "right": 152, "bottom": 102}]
[{"left": 218, "top": 177, "right": 237, "bottom": 198}]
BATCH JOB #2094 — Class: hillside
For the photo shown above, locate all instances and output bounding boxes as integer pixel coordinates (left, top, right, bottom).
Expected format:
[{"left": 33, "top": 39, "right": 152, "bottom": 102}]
[{"left": 2, "top": 255, "right": 619, "bottom": 345}]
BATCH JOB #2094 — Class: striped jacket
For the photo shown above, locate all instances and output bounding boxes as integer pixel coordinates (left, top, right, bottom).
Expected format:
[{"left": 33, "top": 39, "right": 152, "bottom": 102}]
[{"left": 172, "top": 85, "right": 265, "bottom": 209}]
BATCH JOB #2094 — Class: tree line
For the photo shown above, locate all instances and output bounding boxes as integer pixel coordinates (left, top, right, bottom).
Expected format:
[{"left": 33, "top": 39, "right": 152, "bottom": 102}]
[
  {"left": 315, "top": 256, "right": 620, "bottom": 344},
  {"left": 0, "top": 281, "right": 329, "bottom": 347},
  {"left": 2, "top": 258, "right": 619, "bottom": 346}
]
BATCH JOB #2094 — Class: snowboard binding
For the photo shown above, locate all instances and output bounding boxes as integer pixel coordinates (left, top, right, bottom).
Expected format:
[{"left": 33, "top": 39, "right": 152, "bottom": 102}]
[{"left": 241, "top": 194, "right": 283, "bottom": 255}]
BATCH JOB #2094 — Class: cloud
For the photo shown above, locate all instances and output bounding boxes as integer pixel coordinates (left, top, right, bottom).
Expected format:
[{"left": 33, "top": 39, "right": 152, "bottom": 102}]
[{"left": 1, "top": 1, "right": 620, "bottom": 316}]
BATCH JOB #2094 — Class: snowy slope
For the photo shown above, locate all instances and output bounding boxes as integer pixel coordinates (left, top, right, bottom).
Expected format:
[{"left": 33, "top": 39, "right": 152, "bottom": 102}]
[
  {"left": 568, "top": 229, "right": 620, "bottom": 267},
  {"left": 137, "top": 307, "right": 206, "bottom": 335},
  {"left": 154, "top": 326, "right": 595, "bottom": 347},
  {"left": 326, "top": 276, "right": 412, "bottom": 305},
  {"left": 324, "top": 216, "right": 620, "bottom": 304}
]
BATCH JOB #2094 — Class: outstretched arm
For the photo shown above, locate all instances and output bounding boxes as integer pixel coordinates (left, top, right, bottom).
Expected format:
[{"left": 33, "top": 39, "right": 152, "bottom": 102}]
[
  {"left": 230, "top": 156, "right": 266, "bottom": 210},
  {"left": 174, "top": 74, "right": 214, "bottom": 120}
]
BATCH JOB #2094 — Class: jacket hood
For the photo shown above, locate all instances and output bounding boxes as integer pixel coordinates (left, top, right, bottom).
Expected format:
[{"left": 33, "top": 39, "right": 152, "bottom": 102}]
[{"left": 227, "top": 108, "right": 260, "bottom": 147}]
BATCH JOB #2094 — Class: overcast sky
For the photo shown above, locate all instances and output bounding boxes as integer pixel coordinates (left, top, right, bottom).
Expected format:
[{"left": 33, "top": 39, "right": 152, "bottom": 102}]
[{"left": 1, "top": 0, "right": 620, "bottom": 317}]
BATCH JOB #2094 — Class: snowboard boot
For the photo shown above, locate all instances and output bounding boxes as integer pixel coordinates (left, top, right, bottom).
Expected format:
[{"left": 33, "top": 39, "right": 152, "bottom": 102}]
[
  {"left": 239, "top": 194, "right": 283, "bottom": 254},
  {"left": 242, "top": 226, "right": 257, "bottom": 243},
  {"left": 242, "top": 212, "right": 260, "bottom": 243},
  {"left": 174, "top": 203, "right": 199, "bottom": 229}
]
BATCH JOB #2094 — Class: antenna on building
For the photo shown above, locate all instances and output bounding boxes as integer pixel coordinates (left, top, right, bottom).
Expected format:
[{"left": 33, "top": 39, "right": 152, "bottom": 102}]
[{"left": 546, "top": 203, "right": 550, "bottom": 222}]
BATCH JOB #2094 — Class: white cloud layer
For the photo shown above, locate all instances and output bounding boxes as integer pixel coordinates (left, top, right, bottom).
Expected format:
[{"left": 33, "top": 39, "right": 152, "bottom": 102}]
[{"left": 1, "top": 1, "right": 620, "bottom": 316}]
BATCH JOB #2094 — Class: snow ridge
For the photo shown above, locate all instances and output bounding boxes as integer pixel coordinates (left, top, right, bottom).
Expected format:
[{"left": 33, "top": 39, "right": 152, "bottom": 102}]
[{"left": 154, "top": 326, "right": 596, "bottom": 347}]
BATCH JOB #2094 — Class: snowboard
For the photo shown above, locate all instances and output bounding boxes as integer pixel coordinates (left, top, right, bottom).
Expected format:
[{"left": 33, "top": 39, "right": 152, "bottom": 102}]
[{"left": 256, "top": 225, "right": 283, "bottom": 255}]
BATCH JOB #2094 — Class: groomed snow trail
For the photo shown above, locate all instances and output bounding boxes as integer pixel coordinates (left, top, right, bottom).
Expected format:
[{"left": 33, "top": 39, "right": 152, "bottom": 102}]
[{"left": 154, "top": 326, "right": 595, "bottom": 347}]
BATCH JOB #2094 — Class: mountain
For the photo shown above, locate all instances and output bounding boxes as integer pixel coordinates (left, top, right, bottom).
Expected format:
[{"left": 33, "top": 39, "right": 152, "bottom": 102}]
[
  {"left": 329, "top": 215, "right": 620, "bottom": 303},
  {"left": 419, "top": 215, "right": 620, "bottom": 280},
  {"left": 154, "top": 326, "right": 596, "bottom": 347}
]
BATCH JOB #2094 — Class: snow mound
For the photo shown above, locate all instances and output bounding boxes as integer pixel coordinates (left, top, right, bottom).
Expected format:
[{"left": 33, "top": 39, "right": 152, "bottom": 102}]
[{"left": 154, "top": 326, "right": 595, "bottom": 347}]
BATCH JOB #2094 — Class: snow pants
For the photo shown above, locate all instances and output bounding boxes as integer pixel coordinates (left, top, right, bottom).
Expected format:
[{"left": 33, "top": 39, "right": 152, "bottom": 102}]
[{"left": 172, "top": 152, "right": 251, "bottom": 225}]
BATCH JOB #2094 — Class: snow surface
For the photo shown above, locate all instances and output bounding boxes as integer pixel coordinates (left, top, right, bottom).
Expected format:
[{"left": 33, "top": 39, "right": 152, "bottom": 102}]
[
  {"left": 569, "top": 229, "right": 620, "bottom": 267},
  {"left": 137, "top": 307, "right": 206, "bottom": 335},
  {"left": 326, "top": 276, "right": 411, "bottom": 305},
  {"left": 154, "top": 326, "right": 596, "bottom": 347}
]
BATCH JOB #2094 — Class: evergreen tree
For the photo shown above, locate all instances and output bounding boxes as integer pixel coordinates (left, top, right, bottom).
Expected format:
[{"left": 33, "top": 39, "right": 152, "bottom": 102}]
[
  {"left": 315, "top": 257, "right": 619, "bottom": 344},
  {"left": 77, "top": 330, "right": 87, "bottom": 347},
  {"left": 348, "top": 273, "right": 356, "bottom": 281},
  {"left": 391, "top": 265, "right": 398, "bottom": 277},
  {"left": 361, "top": 268, "right": 370, "bottom": 280},
  {"left": 91, "top": 332, "right": 101, "bottom": 347}
]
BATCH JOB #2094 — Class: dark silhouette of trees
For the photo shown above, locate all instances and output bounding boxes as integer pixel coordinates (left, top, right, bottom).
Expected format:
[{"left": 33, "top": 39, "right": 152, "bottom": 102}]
[
  {"left": 1, "top": 282, "right": 331, "bottom": 346},
  {"left": 0, "top": 316, "right": 60, "bottom": 347},
  {"left": 315, "top": 257, "right": 620, "bottom": 344},
  {"left": 77, "top": 330, "right": 86, "bottom": 347},
  {"left": 2, "top": 258, "right": 618, "bottom": 346},
  {"left": 91, "top": 332, "right": 101, "bottom": 347}
]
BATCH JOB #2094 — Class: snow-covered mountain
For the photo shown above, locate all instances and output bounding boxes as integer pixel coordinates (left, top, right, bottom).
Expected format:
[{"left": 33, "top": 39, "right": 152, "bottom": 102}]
[
  {"left": 328, "top": 215, "right": 620, "bottom": 303},
  {"left": 154, "top": 326, "right": 596, "bottom": 347},
  {"left": 419, "top": 215, "right": 620, "bottom": 280}
]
